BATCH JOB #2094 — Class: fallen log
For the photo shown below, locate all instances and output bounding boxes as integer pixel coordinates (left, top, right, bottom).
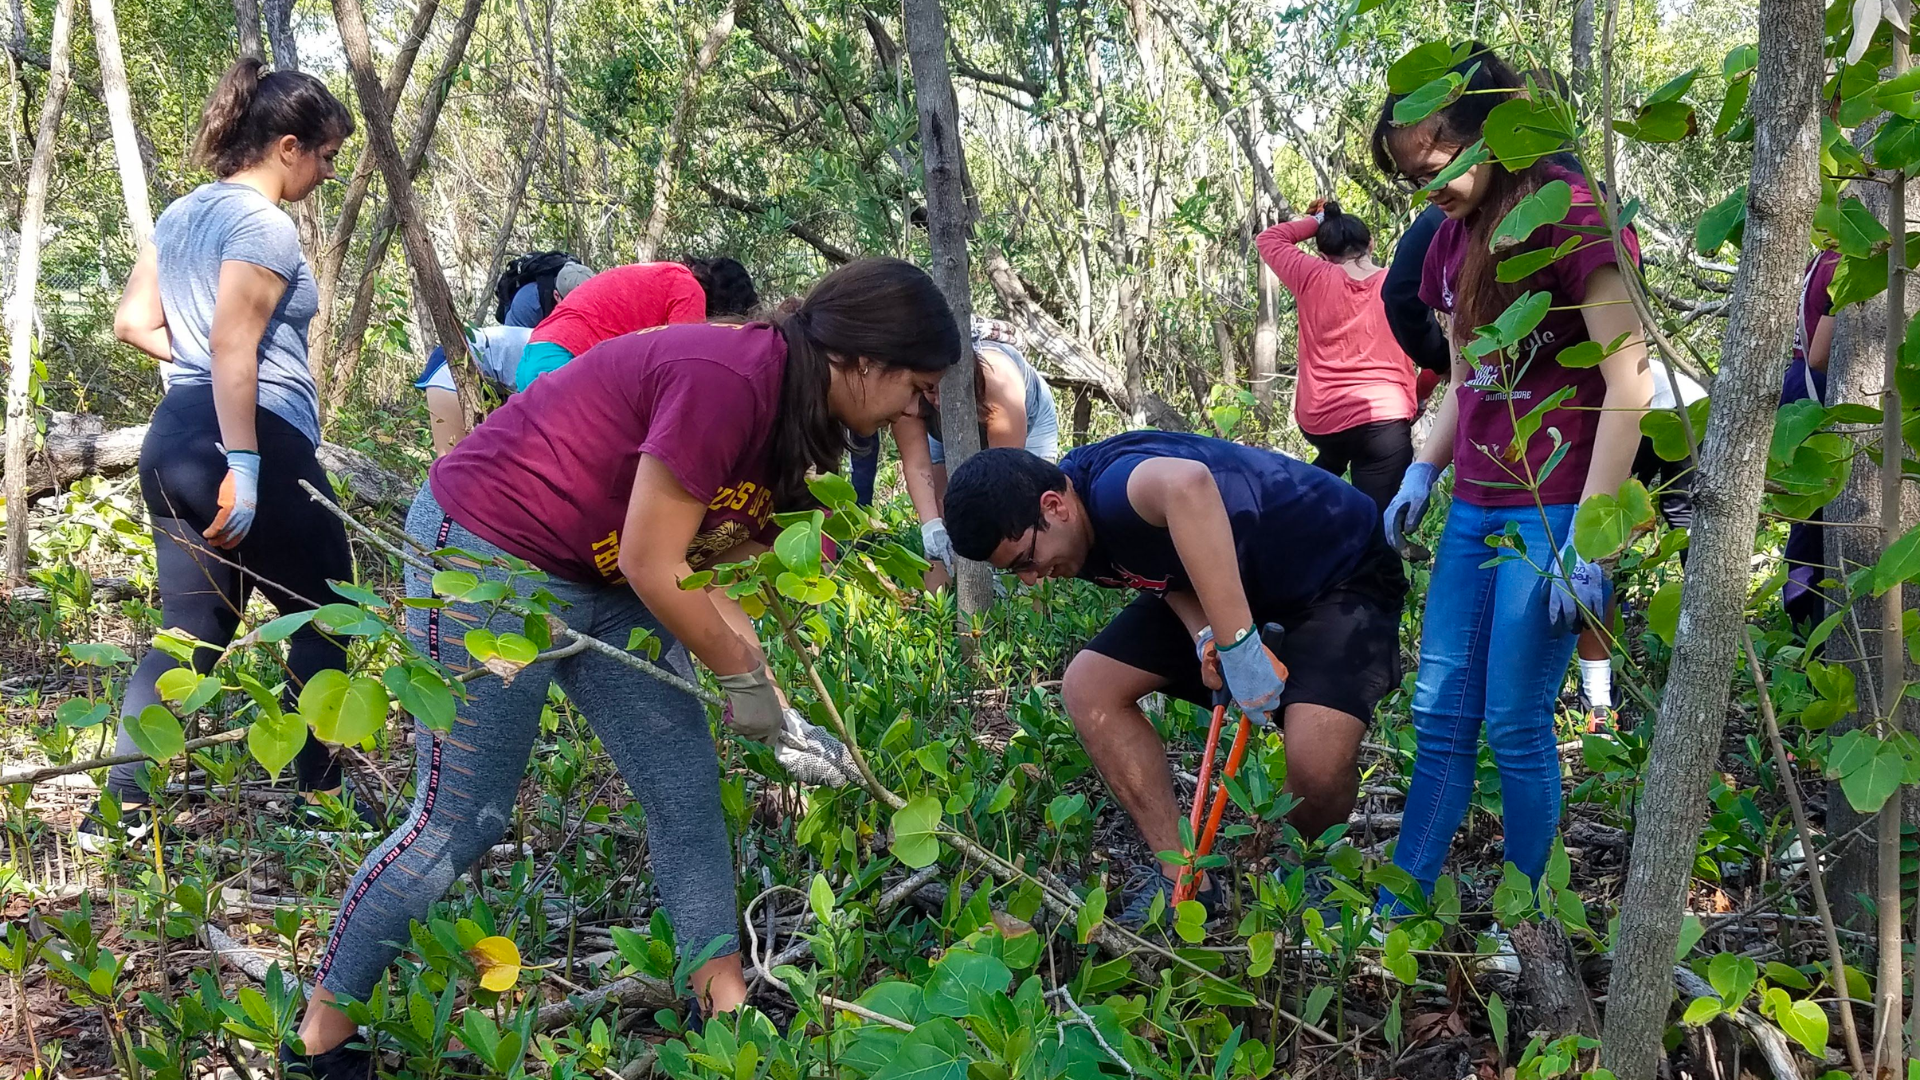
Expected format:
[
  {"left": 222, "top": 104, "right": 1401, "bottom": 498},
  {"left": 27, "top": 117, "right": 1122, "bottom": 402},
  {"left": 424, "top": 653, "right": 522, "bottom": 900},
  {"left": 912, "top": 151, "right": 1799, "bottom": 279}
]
[{"left": 6, "top": 412, "right": 416, "bottom": 511}]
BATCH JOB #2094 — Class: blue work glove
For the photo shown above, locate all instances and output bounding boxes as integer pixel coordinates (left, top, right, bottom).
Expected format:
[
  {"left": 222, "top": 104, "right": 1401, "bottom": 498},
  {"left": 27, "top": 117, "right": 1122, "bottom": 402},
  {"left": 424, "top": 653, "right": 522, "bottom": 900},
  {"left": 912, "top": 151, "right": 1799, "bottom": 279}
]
[
  {"left": 1215, "top": 628, "right": 1286, "bottom": 726},
  {"left": 1546, "top": 539, "right": 1613, "bottom": 635},
  {"left": 1384, "top": 461, "right": 1439, "bottom": 554},
  {"left": 203, "top": 448, "right": 261, "bottom": 549}
]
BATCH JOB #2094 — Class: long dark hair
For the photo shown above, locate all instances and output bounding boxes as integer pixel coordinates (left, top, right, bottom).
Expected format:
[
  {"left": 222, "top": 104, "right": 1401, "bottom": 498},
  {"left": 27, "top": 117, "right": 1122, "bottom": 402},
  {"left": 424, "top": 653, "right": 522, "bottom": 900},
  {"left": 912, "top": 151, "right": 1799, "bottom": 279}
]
[
  {"left": 1372, "top": 44, "right": 1553, "bottom": 341},
  {"left": 768, "top": 258, "right": 961, "bottom": 508},
  {"left": 686, "top": 256, "right": 759, "bottom": 318},
  {"left": 1314, "top": 201, "right": 1372, "bottom": 260},
  {"left": 193, "top": 58, "right": 354, "bottom": 178}
]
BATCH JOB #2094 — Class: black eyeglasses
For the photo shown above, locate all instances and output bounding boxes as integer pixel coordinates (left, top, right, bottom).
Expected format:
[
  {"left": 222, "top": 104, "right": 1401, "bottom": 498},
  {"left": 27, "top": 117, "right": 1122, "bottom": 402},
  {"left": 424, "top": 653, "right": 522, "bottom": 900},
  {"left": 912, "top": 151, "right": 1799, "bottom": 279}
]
[
  {"left": 1391, "top": 144, "right": 1468, "bottom": 195},
  {"left": 1006, "top": 530, "right": 1040, "bottom": 576}
]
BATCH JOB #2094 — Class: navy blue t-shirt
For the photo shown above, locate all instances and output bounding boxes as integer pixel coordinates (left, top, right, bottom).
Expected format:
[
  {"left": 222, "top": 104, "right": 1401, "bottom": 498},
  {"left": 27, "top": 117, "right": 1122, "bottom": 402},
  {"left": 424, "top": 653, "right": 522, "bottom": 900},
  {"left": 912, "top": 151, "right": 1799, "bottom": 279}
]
[{"left": 1061, "top": 431, "right": 1379, "bottom": 617}]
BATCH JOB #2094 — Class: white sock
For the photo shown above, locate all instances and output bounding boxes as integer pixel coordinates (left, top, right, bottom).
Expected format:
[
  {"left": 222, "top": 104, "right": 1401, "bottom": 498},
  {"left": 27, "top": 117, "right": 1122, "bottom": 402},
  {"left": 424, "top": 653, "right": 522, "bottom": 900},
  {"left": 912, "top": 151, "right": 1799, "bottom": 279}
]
[{"left": 1579, "top": 658, "right": 1613, "bottom": 710}]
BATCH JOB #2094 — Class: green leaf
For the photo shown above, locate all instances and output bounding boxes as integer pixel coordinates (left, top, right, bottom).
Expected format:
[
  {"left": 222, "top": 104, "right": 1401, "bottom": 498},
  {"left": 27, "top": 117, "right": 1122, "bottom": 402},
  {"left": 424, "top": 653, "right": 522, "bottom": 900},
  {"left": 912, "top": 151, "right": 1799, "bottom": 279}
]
[
  {"left": 1829, "top": 730, "right": 1904, "bottom": 813},
  {"left": 1681, "top": 996, "right": 1723, "bottom": 1025},
  {"left": 1425, "top": 139, "right": 1489, "bottom": 195},
  {"left": 1814, "top": 195, "right": 1891, "bottom": 259},
  {"left": 1646, "top": 68, "right": 1701, "bottom": 105},
  {"left": 1304, "top": 984, "right": 1337, "bottom": 1029},
  {"left": 313, "top": 676, "right": 388, "bottom": 746},
  {"left": 1247, "top": 930, "right": 1275, "bottom": 977},
  {"left": 64, "top": 642, "right": 133, "bottom": 667},
  {"left": 1573, "top": 494, "right": 1634, "bottom": 561},
  {"left": 1641, "top": 398, "right": 1710, "bottom": 461},
  {"left": 1770, "top": 399, "right": 1827, "bottom": 466},
  {"left": 311, "top": 603, "right": 384, "bottom": 636},
  {"left": 1387, "top": 41, "right": 1459, "bottom": 94},
  {"left": 773, "top": 512, "right": 825, "bottom": 578},
  {"left": 1874, "top": 116, "right": 1920, "bottom": 170},
  {"left": 1831, "top": 250, "right": 1890, "bottom": 311},
  {"left": 1869, "top": 522, "right": 1920, "bottom": 594},
  {"left": 1776, "top": 995, "right": 1830, "bottom": 1058},
  {"left": 382, "top": 663, "right": 456, "bottom": 732},
  {"left": 1674, "top": 915, "right": 1706, "bottom": 960},
  {"left": 923, "top": 949, "right": 1011, "bottom": 1018},
  {"left": 1381, "top": 928, "right": 1418, "bottom": 983},
  {"left": 1490, "top": 181, "right": 1574, "bottom": 251},
  {"left": 1722, "top": 44, "right": 1758, "bottom": 77},
  {"left": 807, "top": 472, "right": 859, "bottom": 510},
  {"left": 891, "top": 795, "right": 942, "bottom": 869},
  {"left": 1488, "top": 991, "right": 1509, "bottom": 1060},
  {"left": 1394, "top": 74, "right": 1465, "bottom": 126},
  {"left": 464, "top": 628, "right": 498, "bottom": 661},
  {"left": 808, "top": 873, "right": 835, "bottom": 922},
  {"left": 867, "top": 1020, "right": 970, "bottom": 1080},
  {"left": 1496, "top": 236, "right": 1582, "bottom": 283},
  {"left": 1709, "top": 952, "right": 1758, "bottom": 1007},
  {"left": 248, "top": 709, "right": 308, "bottom": 779},
  {"left": 1875, "top": 67, "right": 1920, "bottom": 118},
  {"left": 1695, "top": 186, "right": 1748, "bottom": 255},
  {"left": 1713, "top": 74, "right": 1752, "bottom": 138},
  {"left": 1173, "top": 899, "right": 1208, "bottom": 944},
  {"left": 253, "top": 611, "right": 317, "bottom": 644},
  {"left": 1647, "top": 581, "right": 1682, "bottom": 647},
  {"left": 126, "top": 705, "right": 186, "bottom": 762},
  {"left": 1482, "top": 97, "right": 1573, "bottom": 170},
  {"left": 155, "top": 668, "right": 199, "bottom": 704},
  {"left": 1077, "top": 885, "right": 1107, "bottom": 944},
  {"left": 1614, "top": 101, "right": 1698, "bottom": 143},
  {"left": 298, "top": 669, "right": 349, "bottom": 739},
  {"left": 1506, "top": 385, "right": 1575, "bottom": 462},
  {"left": 55, "top": 699, "right": 111, "bottom": 729}
]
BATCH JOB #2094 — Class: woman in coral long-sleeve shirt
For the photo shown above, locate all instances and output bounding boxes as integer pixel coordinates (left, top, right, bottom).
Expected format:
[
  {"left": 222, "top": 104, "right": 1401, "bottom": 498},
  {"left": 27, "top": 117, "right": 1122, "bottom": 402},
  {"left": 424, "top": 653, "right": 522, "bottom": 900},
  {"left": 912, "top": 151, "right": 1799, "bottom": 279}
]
[{"left": 1256, "top": 201, "right": 1419, "bottom": 509}]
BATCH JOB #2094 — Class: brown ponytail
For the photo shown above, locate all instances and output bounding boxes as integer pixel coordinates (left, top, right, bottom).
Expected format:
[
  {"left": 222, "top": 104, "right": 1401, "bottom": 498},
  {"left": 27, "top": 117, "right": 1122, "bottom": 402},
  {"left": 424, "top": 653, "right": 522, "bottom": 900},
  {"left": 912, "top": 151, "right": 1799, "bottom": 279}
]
[
  {"left": 768, "top": 258, "right": 961, "bottom": 509},
  {"left": 193, "top": 58, "right": 354, "bottom": 178}
]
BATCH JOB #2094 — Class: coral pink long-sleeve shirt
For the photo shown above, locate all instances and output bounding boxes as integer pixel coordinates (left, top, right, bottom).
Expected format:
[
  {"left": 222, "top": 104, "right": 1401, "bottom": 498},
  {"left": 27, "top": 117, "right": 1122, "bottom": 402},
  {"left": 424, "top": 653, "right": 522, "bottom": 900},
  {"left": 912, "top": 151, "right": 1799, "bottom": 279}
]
[{"left": 1256, "top": 217, "right": 1418, "bottom": 437}]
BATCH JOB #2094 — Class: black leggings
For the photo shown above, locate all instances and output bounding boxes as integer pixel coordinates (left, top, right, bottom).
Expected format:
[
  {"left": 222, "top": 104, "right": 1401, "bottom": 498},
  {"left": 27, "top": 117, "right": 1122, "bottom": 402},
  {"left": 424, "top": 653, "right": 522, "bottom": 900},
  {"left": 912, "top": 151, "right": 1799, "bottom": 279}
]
[
  {"left": 1303, "top": 418, "right": 1415, "bottom": 512},
  {"left": 108, "top": 385, "right": 353, "bottom": 799}
]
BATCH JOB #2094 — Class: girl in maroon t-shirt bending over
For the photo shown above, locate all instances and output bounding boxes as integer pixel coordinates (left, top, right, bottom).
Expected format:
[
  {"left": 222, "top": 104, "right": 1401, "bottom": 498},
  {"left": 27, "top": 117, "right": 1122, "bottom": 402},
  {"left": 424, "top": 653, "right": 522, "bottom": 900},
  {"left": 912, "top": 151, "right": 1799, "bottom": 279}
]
[
  {"left": 1372, "top": 46, "right": 1653, "bottom": 903},
  {"left": 285, "top": 259, "right": 959, "bottom": 1079}
]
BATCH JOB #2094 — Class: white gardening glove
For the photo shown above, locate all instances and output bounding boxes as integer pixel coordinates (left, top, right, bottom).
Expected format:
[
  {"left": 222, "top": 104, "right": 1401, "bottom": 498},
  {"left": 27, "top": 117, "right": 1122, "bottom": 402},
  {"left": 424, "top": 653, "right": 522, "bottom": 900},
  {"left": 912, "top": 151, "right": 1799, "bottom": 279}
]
[
  {"left": 775, "top": 708, "right": 854, "bottom": 788},
  {"left": 920, "top": 518, "right": 954, "bottom": 572}
]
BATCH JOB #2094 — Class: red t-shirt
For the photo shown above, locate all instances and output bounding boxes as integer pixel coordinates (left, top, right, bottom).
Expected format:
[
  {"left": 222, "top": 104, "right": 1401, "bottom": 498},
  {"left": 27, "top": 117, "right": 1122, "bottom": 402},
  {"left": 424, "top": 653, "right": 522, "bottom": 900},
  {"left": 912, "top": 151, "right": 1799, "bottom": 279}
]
[
  {"left": 430, "top": 322, "right": 785, "bottom": 583},
  {"left": 1419, "top": 166, "right": 1641, "bottom": 507},
  {"left": 1256, "top": 217, "right": 1418, "bottom": 435},
  {"left": 528, "top": 262, "right": 708, "bottom": 357}
]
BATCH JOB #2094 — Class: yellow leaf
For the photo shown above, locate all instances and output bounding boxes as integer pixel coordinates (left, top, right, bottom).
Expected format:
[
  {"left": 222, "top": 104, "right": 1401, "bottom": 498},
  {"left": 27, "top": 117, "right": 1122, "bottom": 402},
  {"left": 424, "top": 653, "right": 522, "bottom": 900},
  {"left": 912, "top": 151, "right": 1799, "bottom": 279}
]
[{"left": 470, "top": 935, "right": 522, "bottom": 992}]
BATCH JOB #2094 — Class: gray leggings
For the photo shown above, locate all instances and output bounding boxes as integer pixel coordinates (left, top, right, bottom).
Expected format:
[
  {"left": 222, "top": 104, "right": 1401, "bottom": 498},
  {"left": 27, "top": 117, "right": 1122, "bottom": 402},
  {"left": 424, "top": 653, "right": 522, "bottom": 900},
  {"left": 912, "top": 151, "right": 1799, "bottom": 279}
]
[{"left": 314, "top": 488, "right": 738, "bottom": 1000}]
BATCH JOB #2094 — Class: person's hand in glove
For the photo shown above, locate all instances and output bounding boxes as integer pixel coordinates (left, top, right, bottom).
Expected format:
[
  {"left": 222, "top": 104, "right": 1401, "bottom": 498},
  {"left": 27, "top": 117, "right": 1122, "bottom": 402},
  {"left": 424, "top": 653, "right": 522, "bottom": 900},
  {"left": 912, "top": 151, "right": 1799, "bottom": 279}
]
[
  {"left": 1201, "top": 627, "right": 1289, "bottom": 725},
  {"left": 717, "top": 666, "right": 785, "bottom": 740},
  {"left": 1384, "top": 461, "right": 1438, "bottom": 555},
  {"left": 203, "top": 447, "right": 261, "bottom": 549},
  {"left": 920, "top": 518, "right": 954, "bottom": 572},
  {"left": 1546, "top": 539, "right": 1613, "bottom": 635},
  {"left": 775, "top": 708, "right": 855, "bottom": 788}
]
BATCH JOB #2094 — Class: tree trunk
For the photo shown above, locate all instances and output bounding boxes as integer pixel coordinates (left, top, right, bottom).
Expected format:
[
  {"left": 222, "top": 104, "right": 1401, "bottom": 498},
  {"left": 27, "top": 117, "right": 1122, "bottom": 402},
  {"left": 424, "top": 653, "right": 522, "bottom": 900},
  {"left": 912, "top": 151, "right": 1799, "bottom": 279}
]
[
  {"left": 3, "top": 0, "right": 75, "bottom": 584},
  {"left": 331, "top": 0, "right": 479, "bottom": 425},
  {"left": 262, "top": 0, "right": 296, "bottom": 70},
  {"left": 1597, "top": 0, "right": 1825, "bottom": 1074},
  {"left": 231, "top": 0, "right": 261, "bottom": 61},
  {"left": 635, "top": 2, "right": 735, "bottom": 262},
  {"left": 1252, "top": 255, "right": 1280, "bottom": 411},
  {"left": 308, "top": 0, "right": 444, "bottom": 403},
  {"left": 1570, "top": 0, "right": 1596, "bottom": 106},
  {"left": 89, "top": 0, "right": 159, "bottom": 387},
  {"left": 903, "top": 0, "right": 992, "bottom": 628},
  {"left": 1071, "top": 387, "right": 1093, "bottom": 446}
]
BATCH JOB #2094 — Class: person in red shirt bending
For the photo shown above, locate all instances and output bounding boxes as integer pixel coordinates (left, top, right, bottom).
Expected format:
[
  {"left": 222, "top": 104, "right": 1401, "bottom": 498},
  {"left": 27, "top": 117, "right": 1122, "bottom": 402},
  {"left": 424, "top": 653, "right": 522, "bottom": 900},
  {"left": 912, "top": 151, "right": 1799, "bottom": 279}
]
[
  {"left": 515, "top": 257, "right": 759, "bottom": 389},
  {"left": 1257, "top": 200, "right": 1420, "bottom": 510}
]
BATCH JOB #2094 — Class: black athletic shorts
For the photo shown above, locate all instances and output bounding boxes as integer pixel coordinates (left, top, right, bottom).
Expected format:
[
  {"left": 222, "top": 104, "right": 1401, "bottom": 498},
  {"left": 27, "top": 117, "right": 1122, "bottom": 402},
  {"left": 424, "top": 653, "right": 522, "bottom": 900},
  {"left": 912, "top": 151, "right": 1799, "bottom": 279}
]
[{"left": 1081, "top": 540, "right": 1407, "bottom": 725}]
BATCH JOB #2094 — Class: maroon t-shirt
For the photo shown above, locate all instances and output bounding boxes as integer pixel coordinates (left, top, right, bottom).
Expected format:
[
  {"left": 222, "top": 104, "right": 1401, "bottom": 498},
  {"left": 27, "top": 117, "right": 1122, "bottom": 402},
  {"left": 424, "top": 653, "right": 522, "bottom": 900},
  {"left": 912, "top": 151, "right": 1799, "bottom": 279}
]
[
  {"left": 430, "top": 322, "right": 785, "bottom": 583},
  {"left": 1419, "top": 166, "right": 1641, "bottom": 507},
  {"left": 1795, "top": 251, "right": 1839, "bottom": 362}
]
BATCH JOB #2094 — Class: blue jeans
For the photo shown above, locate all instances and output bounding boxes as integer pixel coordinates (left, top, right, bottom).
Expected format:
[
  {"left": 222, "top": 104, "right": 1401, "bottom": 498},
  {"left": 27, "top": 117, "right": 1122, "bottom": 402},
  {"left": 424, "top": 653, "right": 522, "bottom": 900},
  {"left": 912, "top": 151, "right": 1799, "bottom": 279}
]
[
  {"left": 1393, "top": 500, "right": 1580, "bottom": 893},
  {"left": 849, "top": 434, "right": 879, "bottom": 507}
]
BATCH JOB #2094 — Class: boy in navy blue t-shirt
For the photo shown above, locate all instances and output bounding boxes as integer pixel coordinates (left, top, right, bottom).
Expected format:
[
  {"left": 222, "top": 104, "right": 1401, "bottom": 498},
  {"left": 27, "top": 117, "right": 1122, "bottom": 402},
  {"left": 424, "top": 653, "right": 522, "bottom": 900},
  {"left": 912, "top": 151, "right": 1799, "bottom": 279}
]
[{"left": 946, "top": 432, "right": 1406, "bottom": 925}]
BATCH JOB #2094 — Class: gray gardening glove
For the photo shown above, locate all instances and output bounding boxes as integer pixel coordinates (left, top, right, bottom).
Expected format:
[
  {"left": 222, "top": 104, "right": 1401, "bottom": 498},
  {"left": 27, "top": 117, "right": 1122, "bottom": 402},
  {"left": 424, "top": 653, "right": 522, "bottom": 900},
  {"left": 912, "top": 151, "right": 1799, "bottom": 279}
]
[{"left": 775, "top": 708, "right": 855, "bottom": 788}]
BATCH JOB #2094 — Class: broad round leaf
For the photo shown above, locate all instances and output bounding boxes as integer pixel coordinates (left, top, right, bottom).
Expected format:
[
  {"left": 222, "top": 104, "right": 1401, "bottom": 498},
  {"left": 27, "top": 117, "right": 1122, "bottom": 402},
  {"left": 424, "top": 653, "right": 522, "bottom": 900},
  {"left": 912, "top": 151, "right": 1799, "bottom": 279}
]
[
  {"left": 891, "top": 795, "right": 942, "bottom": 868},
  {"left": 469, "top": 936, "right": 523, "bottom": 992},
  {"left": 1572, "top": 493, "right": 1632, "bottom": 561},
  {"left": 248, "top": 709, "right": 308, "bottom": 779},
  {"left": 315, "top": 676, "right": 389, "bottom": 746},
  {"left": 1483, "top": 98, "right": 1571, "bottom": 170},
  {"left": 55, "top": 699, "right": 111, "bottom": 729},
  {"left": 1646, "top": 581, "right": 1682, "bottom": 647},
  {"left": 1694, "top": 186, "right": 1748, "bottom": 255},
  {"left": 1490, "top": 181, "right": 1573, "bottom": 252},
  {"left": 1386, "top": 41, "right": 1458, "bottom": 94},
  {"left": 298, "top": 669, "right": 350, "bottom": 737},
  {"left": 383, "top": 663, "right": 457, "bottom": 732},
  {"left": 126, "top": 705, "right": 186, "bottom": 762},
  {"left": 1392, "top": 74, "right": 1465, "bottom": 126}
]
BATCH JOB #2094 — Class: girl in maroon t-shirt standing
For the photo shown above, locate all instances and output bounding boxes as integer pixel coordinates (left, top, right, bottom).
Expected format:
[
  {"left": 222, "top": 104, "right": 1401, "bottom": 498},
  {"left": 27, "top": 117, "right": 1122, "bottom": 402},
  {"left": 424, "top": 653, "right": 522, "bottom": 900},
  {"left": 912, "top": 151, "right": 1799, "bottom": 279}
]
[
  {"left": 1372, "top": 46, "right": 1653, "bottom": 900},
  {"left": 284, "top": 260, "right": 959, "bottom": 1079}
]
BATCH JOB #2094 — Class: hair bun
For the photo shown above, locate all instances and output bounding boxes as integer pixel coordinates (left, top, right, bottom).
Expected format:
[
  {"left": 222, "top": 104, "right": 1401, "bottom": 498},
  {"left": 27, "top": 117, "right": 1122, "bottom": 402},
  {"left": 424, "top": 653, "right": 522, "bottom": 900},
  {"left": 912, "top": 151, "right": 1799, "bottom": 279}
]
[{"left": 1321, "top": 199, "right": 1343, "bottom": 220}]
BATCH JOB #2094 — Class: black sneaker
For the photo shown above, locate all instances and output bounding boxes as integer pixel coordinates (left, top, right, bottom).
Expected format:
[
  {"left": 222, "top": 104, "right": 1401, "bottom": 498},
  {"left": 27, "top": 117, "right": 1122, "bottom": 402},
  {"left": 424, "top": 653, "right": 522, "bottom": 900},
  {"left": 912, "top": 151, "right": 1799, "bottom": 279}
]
[
  {"left": 1115, "top": 869, "right": 1227, "bottom": 932},
  {"left": 74, "top": 800, "right": 173, "bottom": 856},
  {"left": 279, "top": 1040, "right": 374, "bottom": 1079}
]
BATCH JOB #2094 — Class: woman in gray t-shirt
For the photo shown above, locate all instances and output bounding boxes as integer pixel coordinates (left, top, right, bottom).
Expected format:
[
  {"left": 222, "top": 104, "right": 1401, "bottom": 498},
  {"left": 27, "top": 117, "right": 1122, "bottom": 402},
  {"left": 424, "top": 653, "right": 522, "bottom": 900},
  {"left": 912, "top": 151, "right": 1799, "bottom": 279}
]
[{"left": 98, "top": 60, "right": 361, "bottom": 855}]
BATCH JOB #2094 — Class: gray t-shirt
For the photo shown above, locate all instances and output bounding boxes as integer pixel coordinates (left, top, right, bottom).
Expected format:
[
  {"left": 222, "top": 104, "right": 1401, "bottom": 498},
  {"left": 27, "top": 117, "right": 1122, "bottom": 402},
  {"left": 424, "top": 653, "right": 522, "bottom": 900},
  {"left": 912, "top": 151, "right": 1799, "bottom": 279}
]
[{"left": 153, "top": 182, "right": 322, "bottom": 445}]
